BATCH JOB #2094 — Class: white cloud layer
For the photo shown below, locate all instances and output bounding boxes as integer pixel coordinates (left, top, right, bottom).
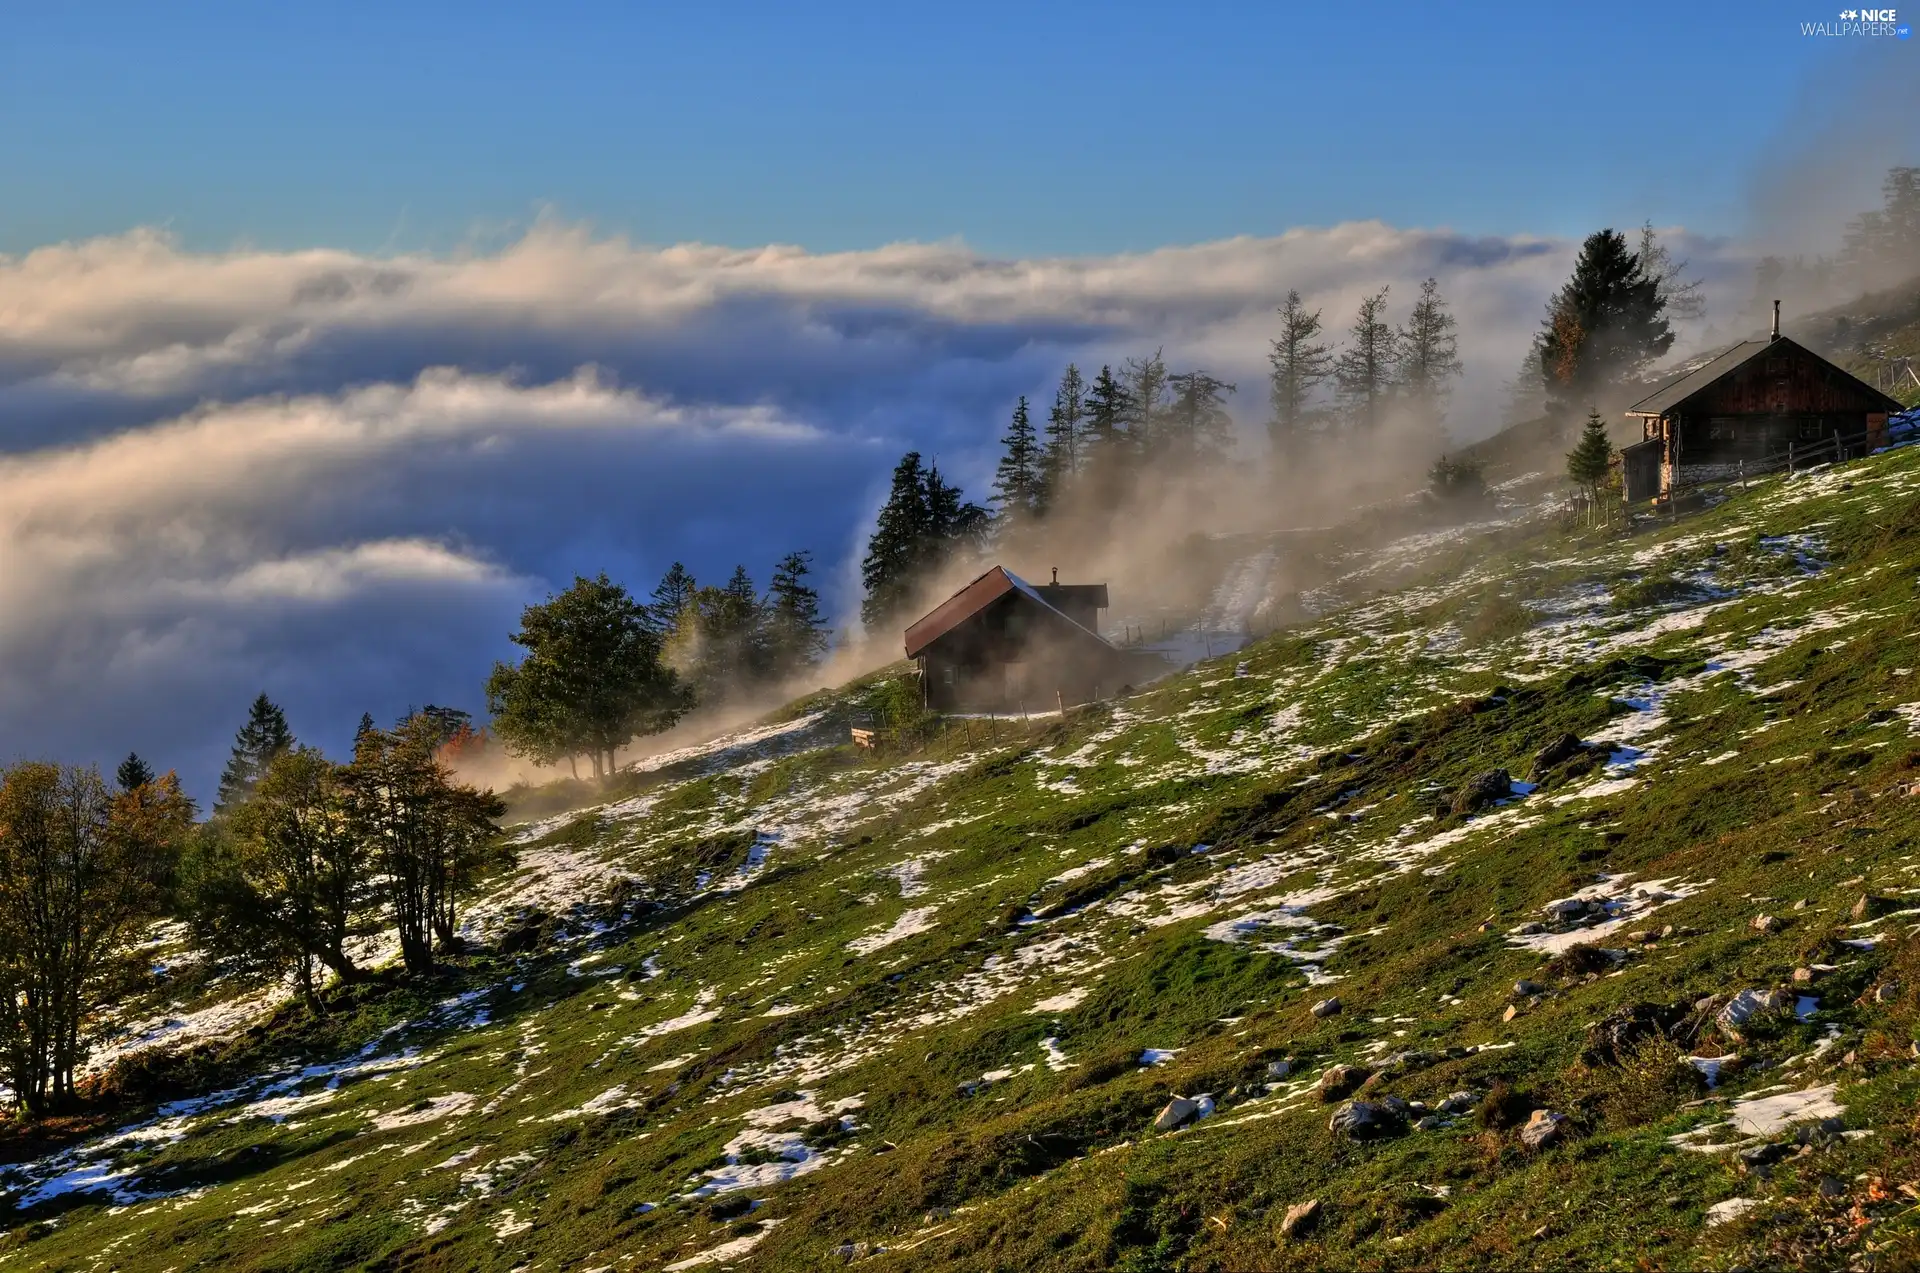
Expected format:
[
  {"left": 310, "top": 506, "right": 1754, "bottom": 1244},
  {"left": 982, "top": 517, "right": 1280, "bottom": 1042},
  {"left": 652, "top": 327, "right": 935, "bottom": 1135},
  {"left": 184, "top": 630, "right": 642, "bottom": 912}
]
[{"left": 0, "top": 221, "right": 1755, "bottom": 796}]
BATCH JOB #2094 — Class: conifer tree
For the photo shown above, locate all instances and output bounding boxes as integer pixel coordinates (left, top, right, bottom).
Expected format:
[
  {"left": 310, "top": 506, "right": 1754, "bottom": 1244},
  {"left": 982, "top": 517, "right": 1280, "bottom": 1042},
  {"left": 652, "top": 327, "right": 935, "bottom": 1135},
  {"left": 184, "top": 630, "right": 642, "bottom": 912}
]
[
  {"left": 766, "top": 551, "right": 829, "bottom": 677},
  {"left": 990, "top": 396, "right": 1043, "bottom": 527},
  {"left": 1566, "top": 409, "right": 1617, "bottom": 524},
  {"left": 1536, "top": 229, "right": 1674, "bottom": 417},
  {"left": 1081, "top": 365, "right": 1135, "bottom": 498},
  {"left": 859, "top": 452, "right": 987, "bottom": 633},
  {"left": 1268, "top": 291, "right": 1333, "bottom": 449},
  {"left": 1163, "top": 371, "right": 1238, "bottom": 465},
  {"left": 215, "top": 694, "right": 293, "bottom": 815},
  {"left": 116, "top": 753, "right": 155, "bottom": 794},
  {"left": 355, "top": 712, "right": 377, "bottom": 744},
  {"left": 1042, "top": 364, "right": 1086, "bottom": 493},
  {"left": 648, "top": 562, "right": 697, "bottom": 634},
  {"left": 1123, "top": 349, "right": 1169, "bottom": 459},
  {"left": 1398, "top": 278, "right": 1463, "bottom": 434},
  {"left": 1335, "top": 287, "right": 1396, "bottom": 431},
  {"left": 1635, "top": 222, "right": 1705, "bottom": 324}
]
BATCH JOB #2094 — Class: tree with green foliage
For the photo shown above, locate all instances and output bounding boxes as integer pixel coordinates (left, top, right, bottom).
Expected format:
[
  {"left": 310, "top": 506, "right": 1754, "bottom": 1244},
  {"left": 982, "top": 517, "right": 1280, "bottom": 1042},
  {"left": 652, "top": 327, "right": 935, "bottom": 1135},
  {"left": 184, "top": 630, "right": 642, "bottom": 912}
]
[
  {"left": 859, "top": 452, "right": 987, "bottom": 634},
  {"left": 1428, "top": 454, "right": 1486, "bottom": 502},
  {"left": 1081, "top": 364, "right": 1136, "bottom": 499},
  {"left": 1268, "top": 290, "right": 1333, "bottom": 450},
  {"left": 0, "top": 763, "right": 182, "bottom": 1112},
  {"left": 648, "top": 562, "right": 698, "bottom": 636},
  {"left": 989, "top": 396, "right": 1044, "bottom": 530},
  {"left": 1161, "top": 370, "right": 1238, "bottom": 465},
  {"left": 343, "top": 718, "right": 506, "bottom": 976},
  {"left": 1536, "top": 229, "right": 1674, "bottom": 418},
  {"left": 485, "top": 574, "right": 690, "bottom": 779},
  {"left": 1042, "top": 364, "right": 1086, "bottom": 493},
  {"left": 213, "top": 746, "right": 366, "bottom": 1012},
  {"left": 765, "top": 551, "right": 829, "bottom": 679},
  {"left": 1335, "top": 287, "right": 1396, "bottom": 431},
  {"left": 1123, "top": 348, "right": 1170, "bottom": 460},
  {"left": 1398, "top": 278, "right": 1463, "bottom": 434},
  {"left": 1566, "top": 409, "right": 1617, "bottom": 524},
  {"left": 115, "top": 753, "right": 154, "bottom": 794},
  {"left": 214, "top": 693, "right": 293, "bottom": 815},
  {"left": 682, "top": 566, "right": 769, "bottom": 702}
]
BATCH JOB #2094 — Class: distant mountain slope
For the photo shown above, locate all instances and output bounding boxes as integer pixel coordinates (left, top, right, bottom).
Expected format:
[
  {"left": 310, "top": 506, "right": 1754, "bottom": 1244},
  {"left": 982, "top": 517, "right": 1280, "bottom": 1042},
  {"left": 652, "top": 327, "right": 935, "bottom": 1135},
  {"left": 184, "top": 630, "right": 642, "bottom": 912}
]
[{"left": 11, "top": 445, "right": 1920, "bottom": 1268}]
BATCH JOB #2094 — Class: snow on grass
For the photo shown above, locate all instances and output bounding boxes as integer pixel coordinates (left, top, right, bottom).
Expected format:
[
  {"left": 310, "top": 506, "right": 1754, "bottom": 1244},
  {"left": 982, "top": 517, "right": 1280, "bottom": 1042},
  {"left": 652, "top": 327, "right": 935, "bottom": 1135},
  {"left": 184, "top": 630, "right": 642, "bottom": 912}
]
[
  {"left": 371, "top": 1092, "right": 476, "bottom": 1131},
  {"left": 663, "top": 1219, "right": 783, "bottom": 1270},
  {"left": 847, "top": 906, "right": 939, "bottom": 956}
]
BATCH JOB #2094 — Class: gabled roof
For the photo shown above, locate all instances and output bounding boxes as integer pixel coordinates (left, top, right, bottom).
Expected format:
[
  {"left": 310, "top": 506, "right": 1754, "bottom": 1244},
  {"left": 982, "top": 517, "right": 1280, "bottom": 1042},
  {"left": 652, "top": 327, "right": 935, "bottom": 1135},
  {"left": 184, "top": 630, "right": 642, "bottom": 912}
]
[
  {"left": 1625, "top": 337, "right": 1904, "bottom": 418},
  {"left": 903, "top": 565, "right": 1114, "bottom": 659}
]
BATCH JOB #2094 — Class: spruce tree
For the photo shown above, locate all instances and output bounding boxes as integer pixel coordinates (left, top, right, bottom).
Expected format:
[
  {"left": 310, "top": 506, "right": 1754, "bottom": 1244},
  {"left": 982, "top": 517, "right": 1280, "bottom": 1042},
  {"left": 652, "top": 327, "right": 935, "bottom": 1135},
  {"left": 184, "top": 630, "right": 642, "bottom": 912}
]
[
  {"left": 648, "top": 562, "right": 697, "bottom": 634},
  {"left": 116, "top": 753, "right": 155, "bottom": 793},
  {"left": 1566, "top": 409, "right": 1617, "bottom": 524},
  {"left": 1082, "top": 365, "right": 1135, "bottom": 497},
  {"left": 1123, "top": 349, "right": 1169, "bottom": 459},
  {"left": 766, "top": 551, "right": 829, "bottom": 677},
  {"left": 1335, "top": 287, "right": 1396, "bottom": 431},
  {"left": 215, "top": 694, "right": 293, "bottom": 815},
  {"left": 1398, "top": 278, "right": 1463, "bottom": 434},
  {"left": 1042, "top": 364, "right": 1086, "bottom": 494},
  {"left": 861, "top": 452, "right": 934, "bottom": 631},
  {"left": 989, "top": 396, "right": 1043, "bottom": 528},
  {"left": 1163, "top": 371, "right": 1238, "bottom": 465},
  {"left": 1268, "top": 290, "right": 1333, "bottom": 450},
  {"left": 1536, "top": 229, "right": 1674, "bottom": 417}
]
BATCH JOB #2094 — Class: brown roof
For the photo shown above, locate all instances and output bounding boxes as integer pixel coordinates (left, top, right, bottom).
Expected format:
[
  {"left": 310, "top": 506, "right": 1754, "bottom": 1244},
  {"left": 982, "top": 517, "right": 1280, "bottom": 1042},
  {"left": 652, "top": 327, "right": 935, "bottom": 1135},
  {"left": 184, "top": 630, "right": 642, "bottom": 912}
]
[
  {"left": 1626, "top": 337, "right": 1904, "bottom": 418},
  {"left": 902, "top": 566, "right": 1112, "bottom": 659}
]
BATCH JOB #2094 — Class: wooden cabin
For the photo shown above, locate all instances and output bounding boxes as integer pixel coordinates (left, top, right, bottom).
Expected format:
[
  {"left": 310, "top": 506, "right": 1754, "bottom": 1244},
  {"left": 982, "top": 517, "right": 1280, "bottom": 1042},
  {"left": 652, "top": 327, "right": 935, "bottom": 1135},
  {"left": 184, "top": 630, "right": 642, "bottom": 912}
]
[
  {"left": 1620, "top": 304, "right": 1902, "bottom": 501},
  {"left": 902, "top": 566, "right": 1159, "bottom": 713}
]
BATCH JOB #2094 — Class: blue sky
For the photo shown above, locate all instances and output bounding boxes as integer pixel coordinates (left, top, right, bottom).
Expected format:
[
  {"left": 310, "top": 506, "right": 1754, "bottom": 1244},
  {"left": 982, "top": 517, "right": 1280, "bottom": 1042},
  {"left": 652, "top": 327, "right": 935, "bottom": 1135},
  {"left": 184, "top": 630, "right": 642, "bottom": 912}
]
[{"left": 0, "top": 0, "right": 1897, "bottom": 257}]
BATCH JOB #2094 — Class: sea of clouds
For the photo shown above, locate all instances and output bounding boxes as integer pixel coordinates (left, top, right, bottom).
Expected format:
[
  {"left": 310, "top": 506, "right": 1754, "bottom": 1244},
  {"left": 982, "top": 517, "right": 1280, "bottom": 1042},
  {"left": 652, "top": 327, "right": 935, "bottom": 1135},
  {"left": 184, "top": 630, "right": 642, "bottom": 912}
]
[{"left": 0, "top": 219, "right": 1752, "bottom": 795}]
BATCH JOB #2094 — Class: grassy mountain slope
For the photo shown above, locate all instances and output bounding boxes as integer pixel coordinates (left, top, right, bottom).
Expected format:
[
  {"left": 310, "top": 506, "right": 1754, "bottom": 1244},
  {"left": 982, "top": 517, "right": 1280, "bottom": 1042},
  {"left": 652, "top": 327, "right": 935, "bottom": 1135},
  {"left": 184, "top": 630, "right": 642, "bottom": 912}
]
[{"left": 11, "top": 449, "right": 1920, "bottom": 1270}]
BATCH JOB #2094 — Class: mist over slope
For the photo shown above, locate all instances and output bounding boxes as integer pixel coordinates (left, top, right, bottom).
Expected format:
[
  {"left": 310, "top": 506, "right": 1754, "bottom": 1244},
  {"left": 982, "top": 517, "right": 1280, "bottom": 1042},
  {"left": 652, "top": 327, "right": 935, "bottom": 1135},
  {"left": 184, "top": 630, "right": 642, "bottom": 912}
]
[{"left": 9, "top": 430, "right": 1920, "bottom": 1267}]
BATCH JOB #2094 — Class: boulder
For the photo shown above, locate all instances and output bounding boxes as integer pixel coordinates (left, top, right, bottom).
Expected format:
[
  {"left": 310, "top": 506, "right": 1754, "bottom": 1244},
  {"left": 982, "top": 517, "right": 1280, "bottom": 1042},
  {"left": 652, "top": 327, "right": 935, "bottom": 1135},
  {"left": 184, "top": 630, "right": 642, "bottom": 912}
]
[
  {"left": 1328, "top": 1099, "right": 1403, "bottom": 1139},
  {"left": 1318, "top": 1064, "right": 1370, "bottom": 1101},
  {"left": 1438, "top": 1090, "right": 1481, "bottom": 1115},
  {"left": 1513, "top": 980, "right": 1546, "bottom": 997},
  {"left": 1876, "top": 981, "right": 1903, "bottom": 1004},
  {"left": 1502, "top": 1004, "right": 1519, "bottom": 1023},
  {"left": 1852, "top": 894, "right": 1893, "bottom": 921},
  {"left": 1153, "top": 1097, "right": 1200, "bottom": 1131},
  {"left": 1751, "top": 914, "right": 1777, "bottom": 933},
  {"left": 1546, "top": 898, "right": 1589, "bottom": 920},
  {"left": 1311, "top": 997, "right": 1342, "bottom": 1019},
  {"left": 1266, "top": 1059, "right": 1293, "bottom": 1080},
  {"left": 1717, "top": 988, "right": 1789, "bottom": 1034},
  {"left": 1452, "top": 769, "right": 1514, "bottom": 815},
  {"left": 1413, "top": 1114, "right": 1448, "bottom": 1131},
  {"left": 1279, "top": 1199, "right": 1322, "bottom": 1239},
  {"left": 1518, "top": 1108, "right": 1568, "bottom": 1150}
]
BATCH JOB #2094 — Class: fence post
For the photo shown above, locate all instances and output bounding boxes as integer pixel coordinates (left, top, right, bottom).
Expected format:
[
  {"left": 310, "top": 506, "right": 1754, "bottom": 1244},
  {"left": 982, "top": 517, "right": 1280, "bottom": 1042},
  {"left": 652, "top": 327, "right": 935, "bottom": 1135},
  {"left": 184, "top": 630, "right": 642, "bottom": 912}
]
[{"left": 1788, "top": 441, "right": 1795, "bottom": 473}]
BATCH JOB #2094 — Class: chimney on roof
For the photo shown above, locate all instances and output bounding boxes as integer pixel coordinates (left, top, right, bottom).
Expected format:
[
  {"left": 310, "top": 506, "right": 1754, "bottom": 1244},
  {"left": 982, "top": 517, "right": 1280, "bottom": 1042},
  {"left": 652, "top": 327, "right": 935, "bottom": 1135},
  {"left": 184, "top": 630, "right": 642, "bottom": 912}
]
[
  {"left": 1051, "top": 567, "right": 1058, "bottom": 584},
  {"left": 1772, "top": 299, "right": 1781, "bottom": 342}
]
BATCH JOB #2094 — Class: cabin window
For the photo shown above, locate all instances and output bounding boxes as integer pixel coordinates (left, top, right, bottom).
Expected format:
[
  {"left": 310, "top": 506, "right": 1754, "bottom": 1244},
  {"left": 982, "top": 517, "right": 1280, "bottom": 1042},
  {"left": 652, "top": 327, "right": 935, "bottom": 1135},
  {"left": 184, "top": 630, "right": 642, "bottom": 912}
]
[
  {"left": 1797, "top": 418, "right": 1826, "bottom": 441},
  {"left": 943, "top": 666, "right": 955, "bottom": 685},
  {"left": 1706, "top": 418, "right": 1739, "bottom": 441}
]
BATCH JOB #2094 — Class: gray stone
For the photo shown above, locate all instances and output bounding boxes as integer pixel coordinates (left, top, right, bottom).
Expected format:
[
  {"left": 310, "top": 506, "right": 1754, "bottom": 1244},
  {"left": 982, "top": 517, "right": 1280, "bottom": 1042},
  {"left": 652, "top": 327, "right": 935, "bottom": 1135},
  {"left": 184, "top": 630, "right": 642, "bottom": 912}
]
[
  {"left": 1153, "top": 1097, "right": 1200, "bottom": 1131},
  {"left": 1279, "top": 1198, "right": 1322, "bottom": 1238},
  {"left": 1513, "top": 980, "right": 1545, "bottom": 996},
  {"left": 1518, "top": 1108, "right": 1568, "bottom": 1150},
  {"left": 1266, "top": 1059, "right": 1293, "bottom": 1080},
  {"left": 1546, "top": 898, "right": 1588, "bottom": 920},
  {"left": 1413, "top": 1114, "right": 1448, "bottom": 1131},
  {"left": 1452, "top": 769, "right": 1515, "bottom": 815},
  {"left": 1751, "top": 914, "right": 1776, "bottom": 932},
  {"left": 1876, "top": 981, "right": 1902, "bottom": 1003},
  {"left": 1438, "top": 1090, "right": 1481, "bottom": 1115},
  {"left": 1311, "top": 996, "right": 1342, "bottom": 1018},
  {"left": 1819, "top": 1176, "right": 1848, "bottom": 1198},
  {"left": 1328, "top": 1100, "right": 1401, "bottom": 1139},
  {"left": 1529, "top": 733, "right": 1588, "bottom": 778}
]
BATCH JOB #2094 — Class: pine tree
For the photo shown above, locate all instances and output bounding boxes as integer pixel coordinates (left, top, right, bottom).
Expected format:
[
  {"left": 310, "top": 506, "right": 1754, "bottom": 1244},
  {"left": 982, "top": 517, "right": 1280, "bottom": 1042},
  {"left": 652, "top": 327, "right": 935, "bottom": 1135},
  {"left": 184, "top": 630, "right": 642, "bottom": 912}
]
[
  {"left": 215, "top": 694, "right": 293, "bottom": 815},
  {"left": 116, "top": 753, "right": 155, "bottom": 793},
  {"left": 1081, "top": 365, "right": 1135, "bottom": 498},
  {"left": 355, "top": 712, "right": 377, "bottom": 743},
  {"left": 1335, "top": 287, "right": 1396, "bottom": 431},
  {"left": 989, "top": 396, "right": 1043, "bottom": 528},
  {"left": 1122, "top": 349, "right": 1169, "bottom": 458},
  {"left": 1566, "top": 409, "right": 1617, "bottom": 524},
  {"left": 1042, "top": 364, "right": 1086, "bottom": 494},
  {"left": 766, "top": 551, "right": 829, "bottom": 678},
  {"left": 648, "top": 562, "right": 697, "bottom": 634},
  {"left": 861, "top": 452, "right": 934, "bottom": 632},
  {"left": 1536, "top": 229, "right": 1674, "bottom": 418},
  {"left": 1267, "top": 291, "right": 1333, "bottom": 450},
  {"left": 1398, "top": 278, "right": 1463, "bottom": 434},
  {"left": 1163, "top": 371, "right": 1238, "bottom": 465}
]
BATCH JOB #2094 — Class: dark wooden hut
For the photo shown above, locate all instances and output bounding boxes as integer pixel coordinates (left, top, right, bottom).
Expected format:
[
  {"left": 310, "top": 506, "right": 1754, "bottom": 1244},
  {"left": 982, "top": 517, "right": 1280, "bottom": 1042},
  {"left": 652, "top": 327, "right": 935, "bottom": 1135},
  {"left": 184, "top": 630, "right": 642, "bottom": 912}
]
[
  {"left": 902, "top": 566, "right": 1158, "bottom": 713},
  {"left": 1620, "top": 304, "right": 1902, "bottom": 500}
]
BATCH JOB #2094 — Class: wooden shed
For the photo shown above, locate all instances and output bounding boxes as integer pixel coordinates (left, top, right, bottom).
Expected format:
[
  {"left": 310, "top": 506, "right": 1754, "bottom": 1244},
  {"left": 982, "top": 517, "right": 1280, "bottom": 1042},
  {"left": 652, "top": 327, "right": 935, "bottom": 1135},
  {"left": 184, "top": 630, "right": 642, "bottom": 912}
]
[
  {"left": 902, "top": 566, "right": 1159, "bottom": 713},
  {"left": 1622, "top": 307, "right": 1902, "bottom": 500}
]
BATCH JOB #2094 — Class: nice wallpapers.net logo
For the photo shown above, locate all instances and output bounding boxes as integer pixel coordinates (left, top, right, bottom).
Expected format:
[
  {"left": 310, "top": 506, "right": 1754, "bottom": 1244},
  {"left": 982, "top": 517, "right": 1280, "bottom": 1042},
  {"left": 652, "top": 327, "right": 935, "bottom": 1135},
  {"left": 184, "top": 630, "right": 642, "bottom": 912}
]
[{"left": 1802, "top": 7, "right": 1912, "bottom": 35}]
